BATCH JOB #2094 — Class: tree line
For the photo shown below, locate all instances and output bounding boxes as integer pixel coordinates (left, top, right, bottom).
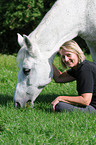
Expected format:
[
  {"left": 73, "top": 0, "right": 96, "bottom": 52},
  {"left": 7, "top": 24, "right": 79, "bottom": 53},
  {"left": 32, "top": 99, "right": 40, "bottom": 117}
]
[{"left": 0, "top": 0, "right": 89, "bottom": 54}]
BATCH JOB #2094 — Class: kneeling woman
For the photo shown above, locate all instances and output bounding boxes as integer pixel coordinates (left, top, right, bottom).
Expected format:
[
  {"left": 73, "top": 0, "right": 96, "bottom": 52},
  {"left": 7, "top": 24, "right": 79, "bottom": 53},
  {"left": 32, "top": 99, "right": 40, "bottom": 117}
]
[{"left": 51, "top": 40, "right": 96, "bottom": 113}]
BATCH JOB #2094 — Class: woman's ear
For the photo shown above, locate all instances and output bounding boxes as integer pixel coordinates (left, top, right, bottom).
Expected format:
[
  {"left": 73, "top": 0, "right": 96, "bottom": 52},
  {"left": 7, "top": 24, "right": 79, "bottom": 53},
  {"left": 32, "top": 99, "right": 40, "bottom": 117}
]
[{"left": 59, "top": 48, "right": 62, "bottom": 56}]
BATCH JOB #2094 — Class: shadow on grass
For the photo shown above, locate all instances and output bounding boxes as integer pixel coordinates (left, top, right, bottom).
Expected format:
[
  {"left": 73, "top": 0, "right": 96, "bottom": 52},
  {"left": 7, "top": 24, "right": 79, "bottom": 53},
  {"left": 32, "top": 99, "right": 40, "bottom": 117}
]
[
  {"left": 34, "top": 94, "right": 55, "bottom": 112},
  {"left": 0, "top": 93, "right": 77, "bottom": 113},
  {"left": 0, "top": 94, "right": 13, "bottom": 106},
  {"left": 36, "top": 93, "right": 77, "bottom": 103},
  {"left": 35, "top": 94, "right": 58, "bottom": 104},
  {"left": 35, "top": 94, "right": 78, "bottom": 112}
]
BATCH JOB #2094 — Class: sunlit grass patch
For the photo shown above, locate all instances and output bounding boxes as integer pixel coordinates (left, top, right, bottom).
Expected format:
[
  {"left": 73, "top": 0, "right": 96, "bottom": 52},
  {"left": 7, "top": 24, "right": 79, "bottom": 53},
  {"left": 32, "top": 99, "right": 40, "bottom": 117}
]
[{"left": 0, "top": 53, "right": 96, "bottom": 145}]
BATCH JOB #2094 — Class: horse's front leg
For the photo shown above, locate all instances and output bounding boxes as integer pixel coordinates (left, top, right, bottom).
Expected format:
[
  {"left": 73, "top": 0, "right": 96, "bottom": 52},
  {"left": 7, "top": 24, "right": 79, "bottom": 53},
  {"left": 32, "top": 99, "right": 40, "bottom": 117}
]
[{"left": 86, "top": 40, "right": 96, "bottom": 63}]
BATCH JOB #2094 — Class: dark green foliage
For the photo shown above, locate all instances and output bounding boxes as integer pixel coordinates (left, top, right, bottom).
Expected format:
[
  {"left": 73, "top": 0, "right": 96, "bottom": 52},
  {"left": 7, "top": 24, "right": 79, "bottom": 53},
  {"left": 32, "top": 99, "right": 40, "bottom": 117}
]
[
  {"left": 0, "top": 0, "right": 43, "bottom": 32},
  {"left": 0, "top": 0, "right": 56, "bottom": 54},
  {"left": 0, "top": 0, "right": 56, "bottom": 33},
  {"left": 0, "top": 0, "right": 89, "bottom": 54}
]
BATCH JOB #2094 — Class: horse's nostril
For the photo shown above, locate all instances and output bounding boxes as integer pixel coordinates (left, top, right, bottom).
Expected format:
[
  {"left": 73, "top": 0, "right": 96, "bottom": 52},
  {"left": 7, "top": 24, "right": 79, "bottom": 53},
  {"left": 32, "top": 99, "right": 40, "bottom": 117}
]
[
  {"left": 26, "top": 100, "right": 31, "bottom": 108},
  {"left": 15, "top": 102, "right": 21, "bottom": 108}
]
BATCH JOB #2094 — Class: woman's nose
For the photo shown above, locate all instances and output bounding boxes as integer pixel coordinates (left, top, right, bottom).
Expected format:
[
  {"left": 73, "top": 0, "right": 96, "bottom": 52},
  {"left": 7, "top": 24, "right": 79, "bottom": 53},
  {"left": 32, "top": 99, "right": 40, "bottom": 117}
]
[{"left": 64, "top": 56, "right": 69, "bottom": 62}]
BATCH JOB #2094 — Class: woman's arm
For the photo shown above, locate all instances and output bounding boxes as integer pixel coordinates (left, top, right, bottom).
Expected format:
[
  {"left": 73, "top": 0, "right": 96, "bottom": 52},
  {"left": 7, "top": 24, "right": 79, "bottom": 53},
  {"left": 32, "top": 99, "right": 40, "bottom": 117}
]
[
  {"left": 51, "top": 93, "right": 92, "bottom": 111},
  {"left": 53, "top": 64, "right": 75, "bottom": 83}
]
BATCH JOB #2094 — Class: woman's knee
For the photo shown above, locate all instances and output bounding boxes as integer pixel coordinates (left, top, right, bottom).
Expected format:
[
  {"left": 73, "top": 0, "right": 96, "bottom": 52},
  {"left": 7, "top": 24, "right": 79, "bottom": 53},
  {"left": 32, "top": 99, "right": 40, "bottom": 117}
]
[
  {"left": 55, "top": 102, "right": 74, "bottom": 112},
  {"left": 55, "top": 102, "right": 96, "bottom": 113},
  {"left": 55, "top": 102, "right": 63, "bottom": 112}
]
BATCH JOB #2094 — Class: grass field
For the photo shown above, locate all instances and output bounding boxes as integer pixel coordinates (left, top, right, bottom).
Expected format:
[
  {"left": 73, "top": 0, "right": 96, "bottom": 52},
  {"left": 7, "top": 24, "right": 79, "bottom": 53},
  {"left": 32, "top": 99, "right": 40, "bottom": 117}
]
[{"left": 0, "top": 53, "right": 96, "bottom": 145}]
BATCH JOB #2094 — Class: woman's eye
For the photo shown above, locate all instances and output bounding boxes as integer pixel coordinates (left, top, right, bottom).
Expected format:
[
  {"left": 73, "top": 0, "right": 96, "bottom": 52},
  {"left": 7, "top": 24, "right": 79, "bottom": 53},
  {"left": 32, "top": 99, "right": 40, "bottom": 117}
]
[{"left": 67, "top": 54, "right": 71, "bottom": 57}]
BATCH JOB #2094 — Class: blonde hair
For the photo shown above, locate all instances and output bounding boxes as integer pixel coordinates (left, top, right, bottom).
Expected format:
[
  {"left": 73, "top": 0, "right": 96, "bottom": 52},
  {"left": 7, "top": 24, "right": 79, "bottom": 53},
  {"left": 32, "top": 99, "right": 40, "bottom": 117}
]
[{"left": 59, "top": 40, "right": 86, "bottom": 68}]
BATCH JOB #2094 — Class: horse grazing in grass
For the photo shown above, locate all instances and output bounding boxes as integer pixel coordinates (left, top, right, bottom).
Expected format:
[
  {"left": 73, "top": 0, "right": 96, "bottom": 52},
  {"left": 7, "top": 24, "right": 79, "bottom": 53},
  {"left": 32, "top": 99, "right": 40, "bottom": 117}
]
[{"left": 14, "top": 0, "right": 96, "bottom": 108}]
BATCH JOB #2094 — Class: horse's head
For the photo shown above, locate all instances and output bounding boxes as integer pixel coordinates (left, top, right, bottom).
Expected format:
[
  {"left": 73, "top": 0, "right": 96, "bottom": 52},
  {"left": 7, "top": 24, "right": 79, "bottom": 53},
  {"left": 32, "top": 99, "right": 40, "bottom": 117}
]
[{"left": 14, "top": 33, "right": 54, "bottom": 108}]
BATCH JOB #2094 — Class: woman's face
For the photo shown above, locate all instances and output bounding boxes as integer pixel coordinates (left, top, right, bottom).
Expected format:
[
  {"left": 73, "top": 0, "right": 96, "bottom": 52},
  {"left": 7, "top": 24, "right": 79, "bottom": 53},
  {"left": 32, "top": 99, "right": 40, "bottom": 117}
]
[{"left": 60, "top": 49, "right": 79, "bottom": 68}]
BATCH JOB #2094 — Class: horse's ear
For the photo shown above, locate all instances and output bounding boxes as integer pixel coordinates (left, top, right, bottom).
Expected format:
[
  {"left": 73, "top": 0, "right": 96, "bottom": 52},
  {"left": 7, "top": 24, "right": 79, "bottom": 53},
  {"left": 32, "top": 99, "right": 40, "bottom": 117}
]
[
  {"left": 17, "top": 33, "right": 24, "bottom": 47},
  {"left": 23, "top": 34, "right": 32, "bottom": 54},
  {"left": 23, "top": 34, "right": 40, "bottom": 57}
]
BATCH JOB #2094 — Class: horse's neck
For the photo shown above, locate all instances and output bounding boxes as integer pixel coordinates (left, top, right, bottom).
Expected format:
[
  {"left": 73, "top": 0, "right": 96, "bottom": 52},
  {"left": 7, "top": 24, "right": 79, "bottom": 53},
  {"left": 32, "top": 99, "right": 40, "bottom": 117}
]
[{"left": 29, "top": 0, "right": 86, "bottom": 55}]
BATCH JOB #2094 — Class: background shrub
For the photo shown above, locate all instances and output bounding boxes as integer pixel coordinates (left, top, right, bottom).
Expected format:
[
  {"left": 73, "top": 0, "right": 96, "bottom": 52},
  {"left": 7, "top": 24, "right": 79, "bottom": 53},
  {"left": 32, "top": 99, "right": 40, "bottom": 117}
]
[
  {"left": 0, "top": 0, "right": 89, "bottom": 54},
  {"left": 0, "top": 0, "right": 56, "bottom": 53}
]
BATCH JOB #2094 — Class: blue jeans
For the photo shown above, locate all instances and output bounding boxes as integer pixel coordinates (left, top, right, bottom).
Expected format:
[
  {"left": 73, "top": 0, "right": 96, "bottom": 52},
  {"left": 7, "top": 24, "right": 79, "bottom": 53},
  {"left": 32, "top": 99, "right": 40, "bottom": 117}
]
[{"left": 55, "top": 102, "right": 96, "bottom": 113}]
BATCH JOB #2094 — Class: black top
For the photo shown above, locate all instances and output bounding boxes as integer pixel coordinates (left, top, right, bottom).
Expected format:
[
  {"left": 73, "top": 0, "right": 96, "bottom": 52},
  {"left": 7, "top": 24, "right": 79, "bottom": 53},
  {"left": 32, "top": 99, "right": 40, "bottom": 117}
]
[{"left": 67, "top": 60, "right": 96, "bottom": 109}]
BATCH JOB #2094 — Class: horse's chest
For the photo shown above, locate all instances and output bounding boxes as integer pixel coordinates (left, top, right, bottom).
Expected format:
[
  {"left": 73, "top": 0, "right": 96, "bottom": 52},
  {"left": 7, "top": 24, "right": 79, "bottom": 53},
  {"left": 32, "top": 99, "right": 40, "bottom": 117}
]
[
  {"left": 84, "top": 1, "right": 96, "bottom": 40},
  {"left": 82, "top": 20, "right": 96, "bottom": 41}
]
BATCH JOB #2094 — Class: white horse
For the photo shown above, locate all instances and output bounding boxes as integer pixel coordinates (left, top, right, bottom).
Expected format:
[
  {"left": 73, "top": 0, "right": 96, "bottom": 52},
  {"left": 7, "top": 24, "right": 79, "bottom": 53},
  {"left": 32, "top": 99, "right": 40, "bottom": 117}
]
[{"left": 14, "top": 0, "right": 96, "bottom": 108}]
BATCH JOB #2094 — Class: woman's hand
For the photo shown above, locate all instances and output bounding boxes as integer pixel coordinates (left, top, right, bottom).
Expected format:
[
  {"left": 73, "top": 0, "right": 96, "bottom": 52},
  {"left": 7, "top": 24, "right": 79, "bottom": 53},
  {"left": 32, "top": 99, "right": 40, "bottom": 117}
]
[{"left": 51, "top": 97, "right": 59, "bottom": 112}]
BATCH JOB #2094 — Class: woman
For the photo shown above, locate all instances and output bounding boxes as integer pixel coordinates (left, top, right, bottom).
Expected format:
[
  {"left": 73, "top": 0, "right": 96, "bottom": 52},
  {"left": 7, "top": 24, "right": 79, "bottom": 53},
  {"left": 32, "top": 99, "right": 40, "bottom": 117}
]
[{"left": 51, "top": 40, "right": 96, "bottom": 113}]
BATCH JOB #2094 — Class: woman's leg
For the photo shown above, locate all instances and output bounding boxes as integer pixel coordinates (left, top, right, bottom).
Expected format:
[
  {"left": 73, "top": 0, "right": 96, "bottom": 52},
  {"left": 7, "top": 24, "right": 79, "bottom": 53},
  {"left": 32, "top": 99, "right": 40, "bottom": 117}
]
[{"left": 55, "top": 102, "right": 96, "bottom": 113}]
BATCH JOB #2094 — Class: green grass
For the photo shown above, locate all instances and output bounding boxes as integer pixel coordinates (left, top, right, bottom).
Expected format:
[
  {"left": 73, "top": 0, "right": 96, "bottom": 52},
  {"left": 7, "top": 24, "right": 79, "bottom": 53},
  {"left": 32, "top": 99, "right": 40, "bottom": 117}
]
[{"left": 0, "top": 53, "right": 96, "bottom": 145}]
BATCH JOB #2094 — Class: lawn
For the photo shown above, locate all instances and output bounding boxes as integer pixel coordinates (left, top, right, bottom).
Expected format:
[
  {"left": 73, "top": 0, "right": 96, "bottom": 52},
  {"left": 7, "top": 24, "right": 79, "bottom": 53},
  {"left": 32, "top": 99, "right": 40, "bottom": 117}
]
[{"left": 0, "top": 53, "right": 96, "bottom": 145}]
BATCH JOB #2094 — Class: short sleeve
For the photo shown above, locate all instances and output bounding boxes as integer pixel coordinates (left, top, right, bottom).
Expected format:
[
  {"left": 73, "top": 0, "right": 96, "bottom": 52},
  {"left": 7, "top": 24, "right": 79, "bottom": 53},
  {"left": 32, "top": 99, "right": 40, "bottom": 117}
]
[
  {"left": 77, "top": 70, "right": 94, "bottom": 95},
  {"left": 67, "top": 69, "right": 76, "bottom": 78}
]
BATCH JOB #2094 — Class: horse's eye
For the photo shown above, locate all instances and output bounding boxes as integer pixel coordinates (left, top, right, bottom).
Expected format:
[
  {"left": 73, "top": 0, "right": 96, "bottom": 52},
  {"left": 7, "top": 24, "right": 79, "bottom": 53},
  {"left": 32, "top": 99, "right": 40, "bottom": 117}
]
[{"left": 23, "top": 68, "right": 31, "bottom": 75}]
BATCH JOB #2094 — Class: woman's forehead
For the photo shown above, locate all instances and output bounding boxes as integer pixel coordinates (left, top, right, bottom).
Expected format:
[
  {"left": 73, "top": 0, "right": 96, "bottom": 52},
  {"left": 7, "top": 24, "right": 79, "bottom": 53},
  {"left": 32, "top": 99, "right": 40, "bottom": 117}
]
[{"left": 60, "top": 49, "right": 73, "bottom": 55}]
